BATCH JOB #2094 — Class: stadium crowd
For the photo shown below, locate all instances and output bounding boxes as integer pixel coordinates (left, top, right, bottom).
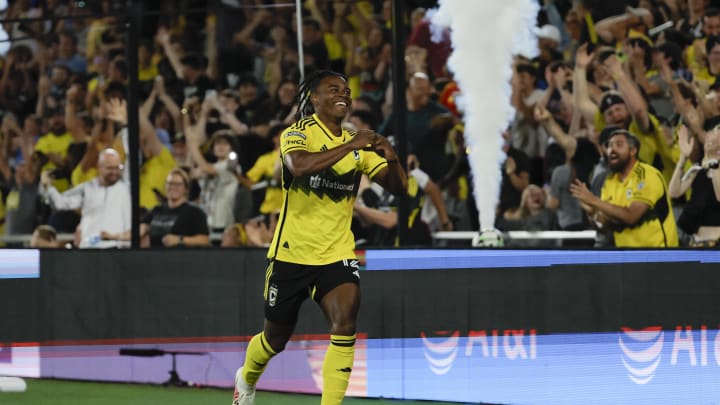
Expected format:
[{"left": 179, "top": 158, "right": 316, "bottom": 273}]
[{"left": 0, "top": 0, "right": 718, "bottom": 248}]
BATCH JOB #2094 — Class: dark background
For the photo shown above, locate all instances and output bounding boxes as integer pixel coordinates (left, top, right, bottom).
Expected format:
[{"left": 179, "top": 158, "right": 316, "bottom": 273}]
[{"left": 0, "top": 249, "right": 717, "bottom": 343}]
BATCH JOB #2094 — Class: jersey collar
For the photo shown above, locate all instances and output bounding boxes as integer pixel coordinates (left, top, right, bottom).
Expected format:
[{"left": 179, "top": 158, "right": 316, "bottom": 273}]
[{"left": 313, "top": 113, "right": 346, "bottom": 143}]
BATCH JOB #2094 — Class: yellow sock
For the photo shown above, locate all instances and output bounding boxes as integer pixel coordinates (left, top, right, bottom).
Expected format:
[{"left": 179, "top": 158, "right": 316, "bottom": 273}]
[
  {"left": 321, "top": 334, "right": 356, "bottom": 405},
  {"left": 242, "top": 332, "right": 276, "bottom": 386}
]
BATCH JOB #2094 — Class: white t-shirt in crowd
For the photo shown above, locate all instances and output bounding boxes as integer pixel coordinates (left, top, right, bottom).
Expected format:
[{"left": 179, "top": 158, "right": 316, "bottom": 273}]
[{"left": 45, "top": 178, "right": 131, "bottom": 248}]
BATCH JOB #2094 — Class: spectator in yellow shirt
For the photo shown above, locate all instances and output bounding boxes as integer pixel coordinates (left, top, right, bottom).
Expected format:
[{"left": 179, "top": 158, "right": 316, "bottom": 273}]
[
  {"left": 34, "top": 108, "right": 73, "bottom": 191},
  {"left": 239, "top": 123, "right": 284, "bottom": 216},
  {"left": 571, "top": 129, "right": 678, "bottom": 247}
]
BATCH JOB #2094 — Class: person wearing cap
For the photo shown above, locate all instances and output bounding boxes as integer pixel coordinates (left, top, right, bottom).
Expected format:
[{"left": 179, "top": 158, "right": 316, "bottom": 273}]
[
  {"left": 537, "top": 24, "right": 561, "bottom": 50},
  {"left": 570, "top": 129, "right": 678, "bottom": 247},
  {"left": 574, "top": 44, "right": 675, "bottom": 183},
  {"left": 186, "top": 125, "right": 239, "bottom": 234}
]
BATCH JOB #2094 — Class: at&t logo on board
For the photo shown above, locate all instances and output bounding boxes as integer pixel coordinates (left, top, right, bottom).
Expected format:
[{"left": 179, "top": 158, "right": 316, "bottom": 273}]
[
  {"left": 420, "top": 331, "right": 460, "bottom": 375},
  {"left": 620, "top": 325, "right": 720, "bottom": 385},
  {"left": 421, "top": 329, "right": 537, "bottom": 376},
  {"left": 619, "top": 326, "right": 664, "bottom": 384}
]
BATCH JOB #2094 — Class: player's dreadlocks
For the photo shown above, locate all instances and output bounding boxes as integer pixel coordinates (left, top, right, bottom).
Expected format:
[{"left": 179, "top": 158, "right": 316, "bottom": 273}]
[{"left": 295, "top": 70, "right": 348, "bottom": 120}]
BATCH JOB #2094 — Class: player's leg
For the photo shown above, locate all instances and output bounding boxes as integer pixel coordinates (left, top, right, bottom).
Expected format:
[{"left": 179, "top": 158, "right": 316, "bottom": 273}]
[
  {"left": 240, "top": 319, "right": 295, "bottom": 388},
  {"left": 315, "top": 260, "right": 361, "bottom": 405},
  {"left": 234, "top": 260, "right": 308, "bottom": 404},
  {"left": 320, "top": 282, "right": 360, "bottom": 335}
]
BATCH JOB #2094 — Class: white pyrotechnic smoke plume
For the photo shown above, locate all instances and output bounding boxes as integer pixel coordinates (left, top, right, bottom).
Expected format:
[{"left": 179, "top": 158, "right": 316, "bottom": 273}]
[{"left": 430, "top": 1, "right": 539, "bottom": 231}]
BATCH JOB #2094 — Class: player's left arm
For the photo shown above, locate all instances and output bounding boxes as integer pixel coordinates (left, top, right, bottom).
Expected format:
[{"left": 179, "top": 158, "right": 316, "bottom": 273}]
[{"left": 369, "top": 135, "right": 407, "bottom": 196}]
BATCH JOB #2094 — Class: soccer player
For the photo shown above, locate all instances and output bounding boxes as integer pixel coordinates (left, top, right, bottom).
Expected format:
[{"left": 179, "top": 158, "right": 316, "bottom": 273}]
[{"left": 232, "top": 70, "right": 407, "bottom": 405}]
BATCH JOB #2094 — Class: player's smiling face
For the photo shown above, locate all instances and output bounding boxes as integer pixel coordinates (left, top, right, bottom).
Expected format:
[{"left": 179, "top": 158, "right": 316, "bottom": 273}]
[{"left": 313, "top": 76, "right": 352, "bottom": 120}]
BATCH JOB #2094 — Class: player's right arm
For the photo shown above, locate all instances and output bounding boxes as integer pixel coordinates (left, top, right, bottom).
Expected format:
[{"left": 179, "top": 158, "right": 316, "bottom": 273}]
[{"left": 284, "top": 129, "right": 377, "bottom": 177}]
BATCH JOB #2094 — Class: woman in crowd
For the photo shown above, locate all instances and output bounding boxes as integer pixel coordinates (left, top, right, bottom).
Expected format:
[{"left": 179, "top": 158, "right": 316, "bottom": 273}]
[
  {"left": 669, "top": 125, "right": 720, "bottom": 246},
  {"left": 496, "top": 184, "right": 558, "bottom": 232},
  {"left": 186, "top": 127, "right": 240, "bottom": 236},
  {"left": 140, "top": 168, "right": 210, "bottom": 247}
]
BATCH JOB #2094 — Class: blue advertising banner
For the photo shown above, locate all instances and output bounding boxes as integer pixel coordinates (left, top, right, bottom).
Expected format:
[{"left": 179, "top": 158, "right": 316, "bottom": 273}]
[
  {"left": 0, "top": 249, "right": 39, "bottom": 278},
  {"left": 367, "top": 326, "right": 720, "bottom": 404},
  {"left": 365, "top": 249, "right": 720, "bottom": 270}
]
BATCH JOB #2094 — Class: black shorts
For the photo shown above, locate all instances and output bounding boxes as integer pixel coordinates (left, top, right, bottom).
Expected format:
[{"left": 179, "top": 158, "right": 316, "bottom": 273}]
[{"left": 263, "top": 258, "right": 360, "bottom": 324}]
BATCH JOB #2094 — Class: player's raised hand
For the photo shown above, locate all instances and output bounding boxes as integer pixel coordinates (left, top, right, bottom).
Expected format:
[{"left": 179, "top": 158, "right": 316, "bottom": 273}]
[
  {"left": 349, "top": 129, "right": 377, "bottom": 151},
  {"left": 372, "top": 134, "right": 398, "bottom": 161}
]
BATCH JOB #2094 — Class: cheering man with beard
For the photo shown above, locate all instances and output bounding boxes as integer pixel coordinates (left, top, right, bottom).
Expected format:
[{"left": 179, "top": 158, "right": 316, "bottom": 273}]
[{"left": 570, "top": 129, "right": 678, "bottom": 247}]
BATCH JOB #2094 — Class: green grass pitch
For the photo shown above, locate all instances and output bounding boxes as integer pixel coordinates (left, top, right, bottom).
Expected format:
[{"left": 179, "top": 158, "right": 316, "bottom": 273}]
[{"left": 0, "top": 378, "right": 461, "bottom": 405}]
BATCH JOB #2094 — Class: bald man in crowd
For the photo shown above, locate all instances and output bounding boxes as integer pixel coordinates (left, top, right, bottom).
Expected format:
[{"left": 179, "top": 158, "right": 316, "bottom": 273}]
[{"left": 40, "top": 148, "right": 131, "bottom": 248}]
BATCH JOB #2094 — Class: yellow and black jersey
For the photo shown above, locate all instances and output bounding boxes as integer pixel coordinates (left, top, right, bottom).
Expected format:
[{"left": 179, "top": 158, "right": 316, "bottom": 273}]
[
  {"left": 246, "top": 149, "right": 283, "bottom": 214},
  {"left": 601, "top": 161, "right": 678, "bottom": 247},
  {"left": 268, "top": 114, "right": 388, "bottom": 265}
]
